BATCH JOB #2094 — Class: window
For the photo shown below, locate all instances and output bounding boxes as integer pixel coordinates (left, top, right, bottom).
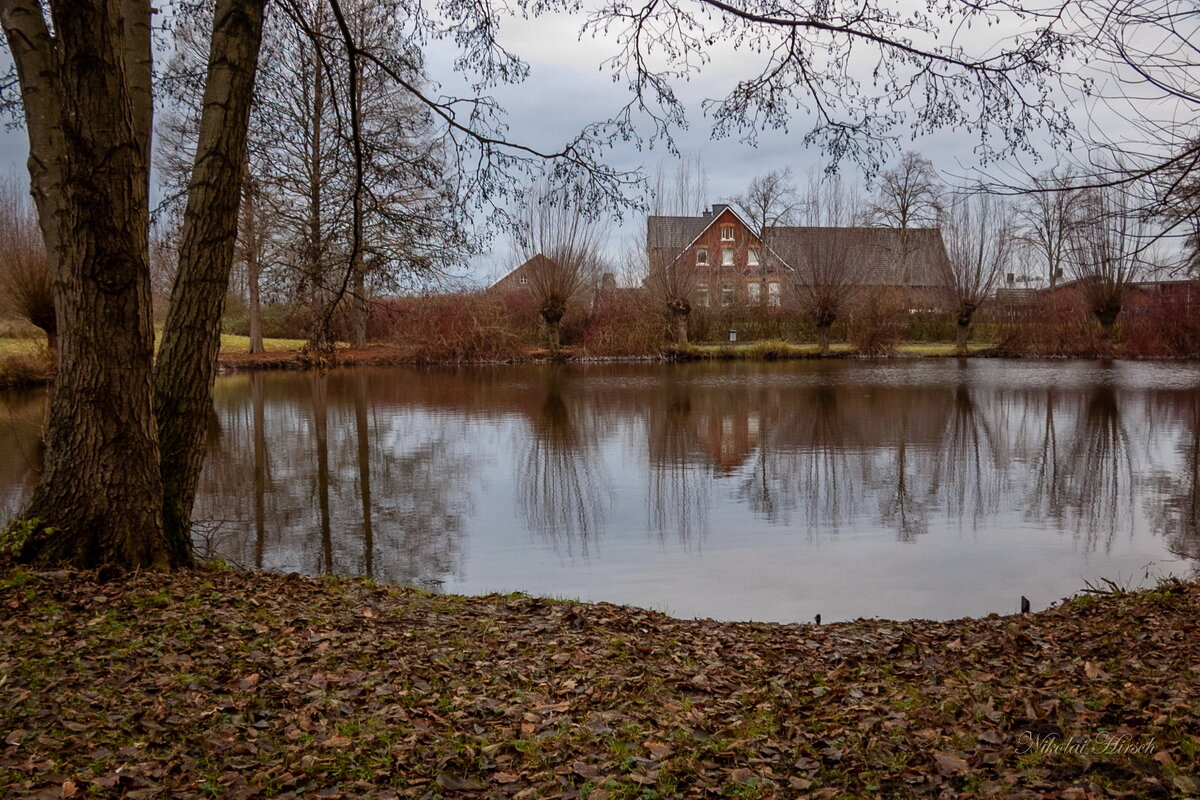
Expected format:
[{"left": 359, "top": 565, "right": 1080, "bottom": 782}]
[
  {"left": 519, "top": 275, "right": 528, "bottom": 285},
  {"left": 747, "top": 282, "right": 761, "bottom": 303},
  {"left": 696, "top": 283, "right": 709, "bottom": 307},
  {"left": 767, "top": 281, "right": 781, "bottom": 307},
  {"left": 748, "top": 248, "right": 760, "bottom": 267},
  {"left": 721, "top": 247, "right": 734, "bottom": 266},
  {"left": 696, "top": 248, "right": 708, "bottom": 266},
  {"left": 721, "top": 283, "right": 734, "bottom": 307},
  {"left": 721, "top": 225, "right": 735, "bottom": 241}
]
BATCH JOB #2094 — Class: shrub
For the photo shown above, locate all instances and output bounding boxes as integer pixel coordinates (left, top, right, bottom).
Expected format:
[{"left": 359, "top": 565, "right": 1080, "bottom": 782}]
[
  {"left": 370, "top": 292, "right": 530, "bottom": 361},
  {"left": 579, "top": 290, "right": 666, "bottom": 356},
  {"left": 848, "top": 291, "right": 903, "bottom": 355}
]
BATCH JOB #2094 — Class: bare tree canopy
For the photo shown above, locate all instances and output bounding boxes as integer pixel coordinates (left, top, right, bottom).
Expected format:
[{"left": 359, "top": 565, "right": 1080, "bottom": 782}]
[
  {"left": 514, "top": 177, "right": 609, "bottom": 353},
  {"left": 1067, "top": 185, "right": 1154, "bottom": 341},
  {"left": 941, "top": 193, "right": 1014, "bottom": 354}
]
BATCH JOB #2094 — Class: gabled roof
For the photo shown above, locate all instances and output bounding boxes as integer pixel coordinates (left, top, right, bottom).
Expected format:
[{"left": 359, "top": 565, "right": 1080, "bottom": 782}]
[
  {"left": 489, "top": 253, "right": 558, "bottom": 290},
  {"left": 771, "top": 227, "right": 951, "bottom": 287},
  {"left": 647, "top": 209, "right": 950, "bottom": 286},
  {"left": 647, "top": 205, "right": 763, "bottom": 264}
]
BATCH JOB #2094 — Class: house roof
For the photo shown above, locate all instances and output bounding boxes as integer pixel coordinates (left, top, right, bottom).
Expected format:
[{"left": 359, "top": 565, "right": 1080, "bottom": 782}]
[
  {"left": 771, "top": 227, "right": 951, "bottom": 287},
  {"left": 647, "top": 211, "right": 951, "bottom": 287},
  {"left": 489, "top": 253, "right": 558, "bottom": 290}
]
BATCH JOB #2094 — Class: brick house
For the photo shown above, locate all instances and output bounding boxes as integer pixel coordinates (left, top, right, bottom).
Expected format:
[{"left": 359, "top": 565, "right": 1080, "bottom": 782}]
[{"left": 646, "top": 204, "right": 952, "bottom": 308}]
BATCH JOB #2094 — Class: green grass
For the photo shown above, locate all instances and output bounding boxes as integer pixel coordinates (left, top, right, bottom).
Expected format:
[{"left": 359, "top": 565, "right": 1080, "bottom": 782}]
[{"left": 217, "top": 333, "right": 309, "bottom": 354}]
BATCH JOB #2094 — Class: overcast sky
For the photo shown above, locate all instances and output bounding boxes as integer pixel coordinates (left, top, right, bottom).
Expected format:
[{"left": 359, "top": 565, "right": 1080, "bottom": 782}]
[{"left": 0, "top": 1, "right": 1183, "bottom": 284}]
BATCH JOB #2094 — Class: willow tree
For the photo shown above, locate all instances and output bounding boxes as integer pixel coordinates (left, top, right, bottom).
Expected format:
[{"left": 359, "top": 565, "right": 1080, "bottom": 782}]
[
  {"left": 941, "top": 194, "right": 1014, "bottom": 354},
  {"left": 515, "top": 179, "right": 609, "bottom": 354},
  {"left": 1, "top": 0, "right": 1088, "bottom": 570}
]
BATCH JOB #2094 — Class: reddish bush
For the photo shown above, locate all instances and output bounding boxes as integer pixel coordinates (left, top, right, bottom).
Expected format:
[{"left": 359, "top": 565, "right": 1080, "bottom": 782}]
[
  {"left": 579, "top": 290, "right": 667, "bottom": 356},
  {"left": 1120, "top": 290, "right": 1200, "bottom": 357},
  {"left": 369, "top": 293, "right": 531, "bottom": 361}
]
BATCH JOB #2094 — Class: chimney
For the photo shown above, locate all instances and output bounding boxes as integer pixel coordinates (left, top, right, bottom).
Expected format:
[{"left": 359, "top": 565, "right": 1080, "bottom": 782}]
[
  {"left": 711, "top": 203, "right": 731, "bottom": 217},
  {"left": 601, "top": 272, "right": 617, "bottom": 291},
  {"left": 1006, "top": 272, "right": 1015, "bottom": 285}
]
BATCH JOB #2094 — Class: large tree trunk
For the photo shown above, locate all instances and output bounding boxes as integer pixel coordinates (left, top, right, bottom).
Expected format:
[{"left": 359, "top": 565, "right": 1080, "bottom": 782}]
[
  {"left": 2, "top": 0, "right": 168, "bottom": 568},
  {"left": 154, "top": 0, "right": 267, "bottom": 563}
]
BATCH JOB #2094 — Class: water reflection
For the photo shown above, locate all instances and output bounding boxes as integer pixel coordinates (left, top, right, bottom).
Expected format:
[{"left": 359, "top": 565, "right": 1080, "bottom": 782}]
[{"left": 1, "top": 360, "right": 1198, "bottom": 622}]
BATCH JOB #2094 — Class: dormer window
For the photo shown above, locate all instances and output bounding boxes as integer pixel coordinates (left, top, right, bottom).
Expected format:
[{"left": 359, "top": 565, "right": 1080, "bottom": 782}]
[
  {"left": 720, "top": 225, "right": 735, "bottom": 241},
  {"left": 748, "top": 248, "right": 760, "bottom": 267},
  {"left": 721, "top": 247, "right": 734, "bottom": 266},
  {"left": 696, "top": 248, "right": 709, "bottom": 266}
]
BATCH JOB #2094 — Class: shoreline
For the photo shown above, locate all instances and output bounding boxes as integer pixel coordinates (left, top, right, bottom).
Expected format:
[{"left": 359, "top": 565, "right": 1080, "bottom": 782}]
[
  {"left": 2, "top": 564, "right": 1197, "bottom": 798},
  {"left": 4, "top": 340, "right": 1199, "bottom": 391}
]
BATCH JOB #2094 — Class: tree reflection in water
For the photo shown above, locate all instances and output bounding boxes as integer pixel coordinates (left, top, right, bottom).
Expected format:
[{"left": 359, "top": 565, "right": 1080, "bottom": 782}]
[
  {"left": 1060, "top": 383, "right": 1134, "bottom": 553},
  {"left": 3, "top": 360, "right": 1199, "bottom": 608},
  {"left": 645, "top": 380, "right": 710, "bottom": 547},
  {"left": 193, "top": 371, "right": 472, "bottom": 586},
  {"left": 518, "top": 368, "right": 608, "bottom": 556}
]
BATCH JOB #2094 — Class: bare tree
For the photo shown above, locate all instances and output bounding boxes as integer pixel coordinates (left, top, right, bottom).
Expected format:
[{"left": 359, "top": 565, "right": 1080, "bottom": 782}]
[
  {"left": 1067, "top": 187, "right": 1151, "bottom": 342},
  {"left": 731, "top": 168, "right": 802, "bottom": 288},
  {"left": 515, "top": 178, "right": 609, "bottom": 353},
  {"left": 1014, "top": 168, "right": 1086, "bottom": 290},
  {"left": 790, "top": 176, "right": 863, "bottom": 354},
  {"left": 642, "top": 157, "right": 710, "bottom": 344},
  {"left": 0, "top": 0, "right": 1092, "bottom": 569},
  {"left": 0, "top": 178, "right": 55, "bottom": 353},
  {"left": 867, "top": 152, "right": 943, "bottom": 290},
  {"left": 941, "top": 193, "right": 1014, "bottom": 354}
]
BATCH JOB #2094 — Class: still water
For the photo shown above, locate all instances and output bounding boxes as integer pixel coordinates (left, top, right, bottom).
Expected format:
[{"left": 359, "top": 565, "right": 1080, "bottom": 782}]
[{"left": 2, "top": 359, "right": 1199, "bottom": 622}]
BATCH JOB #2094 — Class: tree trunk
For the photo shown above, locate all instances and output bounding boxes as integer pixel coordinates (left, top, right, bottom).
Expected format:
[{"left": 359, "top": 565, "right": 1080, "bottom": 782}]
[
  {"left": 350, "top": 263, "right": 368, "bottom": 349},
  {"left": 817, "top": 324, "right": 831, "bottom": 354},
  {"left": 243, "top": 167, "right": 264, "bottom": 354},
  {"left": 673, "top": 311, "right": 689, "bottom": 345},
  {"left": 548, "top": 320, "right": 561, "bottom": 354},
  {"left": 955, "top": 317, "right": 971, "bottom": 355},
  {"left": 3, "top": 0, "right": 168, "bottom": 568},
  {"left": 154, "top": 0, "right": 267, "bottom": 564}
]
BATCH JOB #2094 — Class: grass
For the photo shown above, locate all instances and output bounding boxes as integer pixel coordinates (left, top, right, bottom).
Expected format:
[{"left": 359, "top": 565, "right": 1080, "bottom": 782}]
[{"left": 216, "top": 333, "right": 308, "bottom": 354}]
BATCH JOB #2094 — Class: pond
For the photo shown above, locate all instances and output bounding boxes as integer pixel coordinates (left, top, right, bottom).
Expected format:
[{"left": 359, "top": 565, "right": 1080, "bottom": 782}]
[{"left": 2, "top": 359, "right": 1198, "bottom": 623}]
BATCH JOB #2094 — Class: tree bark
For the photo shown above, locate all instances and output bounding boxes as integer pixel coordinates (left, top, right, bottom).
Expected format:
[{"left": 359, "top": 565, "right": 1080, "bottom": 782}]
[
  {"left": 243, "top": 167, "right": 264, "bottom": 354},
  {"left": 672, "top": 312, "right": 689, "bottom": 345},
  {"left": 154, "top": 0, "right": 266, "bottom": 564},
  {"left": 817, "top": 324, "right": 831, "bottom": 354},
  {"left": 2, "top": 0, "right": 167, "bottom": 567},
  {"left": 955, "top": 317, "right": 971, "bottom": 355}
]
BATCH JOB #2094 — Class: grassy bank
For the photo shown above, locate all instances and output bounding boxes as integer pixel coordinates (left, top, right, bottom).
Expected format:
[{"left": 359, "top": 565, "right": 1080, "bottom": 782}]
[{"left": 2, "top": 565, "right": 1198, "bottom": 799}]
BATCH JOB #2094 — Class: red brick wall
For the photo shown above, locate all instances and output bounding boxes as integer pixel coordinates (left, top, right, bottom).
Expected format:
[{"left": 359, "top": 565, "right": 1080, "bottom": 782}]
[{"left": 676, "top": 209, "right": 788, "bottom": 308}]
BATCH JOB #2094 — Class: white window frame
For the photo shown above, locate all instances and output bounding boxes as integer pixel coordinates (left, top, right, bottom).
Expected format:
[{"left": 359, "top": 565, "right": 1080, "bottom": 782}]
[
  {"left": 747, "top": 282, "right": 761, "bottom": 303},
  {"left": 519, "top": 275, "right": 528, "bottom": 285},
  {"left": 748, "top": 248, "right": 760, "bottom": 267},
  {"left": 721, "top": 247, "right": 734, "bottom": 266},
  {"left": 721, "top": 283, "right": 734, "bottom": 306},
  {"left": 767, "top": 281, "right": 781, "bottom": 307},
  {"left": 696, "top": 283, "right": 709, "bottom": 307},
  {"left": 696, "top": 248, "right": 709, "bottom": 266},
  {"left": 720, "top": 225, "right": 735, "bottom": 241}
]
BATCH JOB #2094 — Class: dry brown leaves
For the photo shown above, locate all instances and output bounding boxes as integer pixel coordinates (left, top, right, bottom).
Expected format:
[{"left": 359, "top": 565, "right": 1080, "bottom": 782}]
[{"left": 1, "top": 567, "right": 1198, "bottom": 799}]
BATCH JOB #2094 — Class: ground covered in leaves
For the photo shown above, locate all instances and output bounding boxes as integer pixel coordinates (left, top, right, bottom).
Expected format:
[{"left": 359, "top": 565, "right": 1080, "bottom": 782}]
[{"left": 2, "top": 567, "right": 1198, "bottom": 799}]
